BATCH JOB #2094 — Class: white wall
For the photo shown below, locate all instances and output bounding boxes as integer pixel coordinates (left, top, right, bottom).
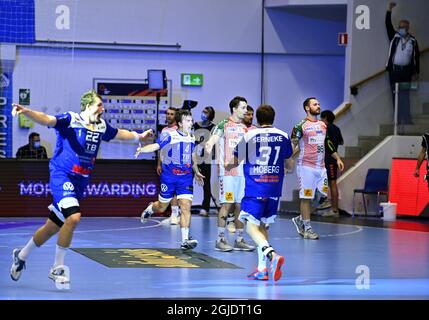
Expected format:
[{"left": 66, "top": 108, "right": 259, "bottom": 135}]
[{"left": 35, "top": 0, "right": 263, "bottom": 53}]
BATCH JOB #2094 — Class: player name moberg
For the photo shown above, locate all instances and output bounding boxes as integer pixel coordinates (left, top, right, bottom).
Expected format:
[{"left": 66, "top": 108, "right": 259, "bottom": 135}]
[{"left": 250, "top": 165, "right": 280, "bottom": 175}]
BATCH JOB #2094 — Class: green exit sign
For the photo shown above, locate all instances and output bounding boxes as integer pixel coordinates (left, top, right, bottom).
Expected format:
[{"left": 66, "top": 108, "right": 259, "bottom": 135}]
[{"left": 181, "top": 73, "right": 203, "bottom": 87}]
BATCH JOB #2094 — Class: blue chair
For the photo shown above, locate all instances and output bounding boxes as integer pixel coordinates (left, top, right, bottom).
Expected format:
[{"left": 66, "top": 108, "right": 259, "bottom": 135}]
[{"left": 352, "top": 169, "right": 390, "bottom": 217}]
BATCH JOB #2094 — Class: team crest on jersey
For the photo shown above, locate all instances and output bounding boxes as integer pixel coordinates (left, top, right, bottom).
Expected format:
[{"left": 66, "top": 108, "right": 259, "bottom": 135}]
[
  {"left": 160, "top": 184, "right": 168, "bottom": 192},
  {"left": 63, "top": 182, "right": 75, "bottom": 191},
  {"left": 303, "top": 189, "right": 313, "bottom": 197},
  {"left": 225, "top": 192, "right": 234, "bottom": 202}
]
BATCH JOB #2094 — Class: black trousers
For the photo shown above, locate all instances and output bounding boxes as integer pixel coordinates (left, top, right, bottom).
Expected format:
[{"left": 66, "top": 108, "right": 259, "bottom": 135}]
[
  {"left": 388, "top": 66, "right": 413, "bottom": 124},
  {"left": 198, "top": 163, "right": 212, "bottom": 211}
]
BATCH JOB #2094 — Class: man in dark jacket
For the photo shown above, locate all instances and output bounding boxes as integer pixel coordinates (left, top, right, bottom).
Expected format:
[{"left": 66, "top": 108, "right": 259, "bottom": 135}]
[
  {"left": 16, "top": 132, "right": 48, "bottom": 159},
  {"left": 386, "top": 2, "right": 420, "bottom": 125},
  {"left": 319, "top": 110, "right": 344, "bottom": 217}
]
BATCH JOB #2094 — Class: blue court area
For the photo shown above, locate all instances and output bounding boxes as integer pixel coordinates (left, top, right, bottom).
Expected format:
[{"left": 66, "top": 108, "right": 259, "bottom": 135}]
[{"left": 1, "top": 215, "right": 429, "bottom": 300}]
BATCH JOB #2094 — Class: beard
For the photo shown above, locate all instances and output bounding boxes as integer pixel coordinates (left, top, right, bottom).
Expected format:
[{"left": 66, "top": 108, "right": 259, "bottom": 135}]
[{"left": 309, "top": 108, "right": 320, "bottom": 116}]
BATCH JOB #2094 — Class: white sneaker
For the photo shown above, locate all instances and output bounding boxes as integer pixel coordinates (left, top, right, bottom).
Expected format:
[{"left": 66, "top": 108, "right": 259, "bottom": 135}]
[
  {"left": 141, "top": 202, "right": 153, "bottom": 223},
  {"left": 10, "top": 249, "right": 26, "bottom": 281},
  {"left": 317, "top": 199, "right": 332, "bottom": 210},
  {"left": 170, "top": 215, "right": 180, "bottom": 225},
  {"left": 49, "top": 265, "right": 70, "bottom": 289},
  {"left": 181, "top": 238, "right": 198, "bottom": 250},
  {"left": 322, "top": 210, "right": 339, "bottom": 217},
  {"left": 199, "top": 209, "right": 209, "bottom": 217}
]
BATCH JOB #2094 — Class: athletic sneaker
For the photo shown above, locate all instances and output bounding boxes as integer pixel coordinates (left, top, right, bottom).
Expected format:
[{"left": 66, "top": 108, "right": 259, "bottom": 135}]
[
  {"left": 269, "top": 253, "right": 284, "bottom": 282},
  {"left": 140, "top": 202, "right": 153, "bottom": 223},
  {"left": 317, "top": 198, "right": 332, "bottom": 210},
  {"left": 170, "top": 215, "right": 180, "bottom": 225},
  {"left": 199, "top": 209, "right": 209, "bottom": 217},
  {"left": 49, "top": 265, "right": 70, "bottom": 288},
  {"left": 10, "top": 249, "right": 26, "bottom": 281},
  {"left": 322, "top": 210, "right": 339, "bottom": 217},
  {"left": 233, "top": 238, "right": 256, "bottom": 251},
  {"left": 215, "top": 237, "right": 233, "bottom": 252},
  {"left": 247, "top": 268, "right": 269, "bottom": 281},
  {"left": 181, "top": 238, "right": 198, "bottom": 250},
  {"left": 303, "top": 228, "right": 319, "bottom": 240},
  {"left": 292, "top": 215, "right": 304, "bottom": 237}
]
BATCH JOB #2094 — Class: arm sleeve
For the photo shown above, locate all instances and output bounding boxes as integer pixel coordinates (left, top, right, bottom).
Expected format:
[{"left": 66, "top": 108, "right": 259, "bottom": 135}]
[
  {"left": 211, "top": 120, "right": 225, "bottom": 138},
  {"left": 386, "top": 11, "right": 396, "bottom": 42},
  {"left": 156, "top": 131, "right": 172, "bottom": 149},
  {"left": 291, "top": 123, "right": 303, "bottom": 141},
  {"left": 283, "top": 136, "right": 293, "bottom": 159},
  {"left": 102, "top": 122, "right": 119, "bottom": 142},
  {"left": 53, "top": 112, "right": 72, "bottom": 130}
]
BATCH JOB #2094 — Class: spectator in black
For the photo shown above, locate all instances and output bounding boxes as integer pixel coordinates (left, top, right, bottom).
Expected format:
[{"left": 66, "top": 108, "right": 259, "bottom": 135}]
[
  {"left": 319, "top": 110, "right": 344, "bottom": 217},
  {"left": 16, "top": 132, "right": 48, "bottom": 159},
  {"left": 414, "top": 132, "right": 429, "bottom": 190},
  {"left": 194, "top": 106, "right": 216, "bottom": 217},
  {"left": 386, "top": 2, "right": 420, "bottom": 125}
]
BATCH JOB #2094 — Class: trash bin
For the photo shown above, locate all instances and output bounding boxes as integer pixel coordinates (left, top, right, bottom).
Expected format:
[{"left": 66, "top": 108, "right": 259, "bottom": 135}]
[{"left": 380, "top": 202, "right": 397, "bottom": 221}]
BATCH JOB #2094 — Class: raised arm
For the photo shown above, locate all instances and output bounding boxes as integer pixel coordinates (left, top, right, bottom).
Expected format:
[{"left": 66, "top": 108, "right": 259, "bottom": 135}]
[
  {"left": 134, "top": 142, "right": 160, "bottom": 159},
  {"left": 115, "top": 128, "right": 153, "bottom": 142},
  {"left": 12, "top": 104, "right": 57, "bottom": 127},
  {"left": 204, "top": 134, "right": 220, "bottom": 155},
  {"left": 386, "top": 3, "right": 396, "bottom": 42}
]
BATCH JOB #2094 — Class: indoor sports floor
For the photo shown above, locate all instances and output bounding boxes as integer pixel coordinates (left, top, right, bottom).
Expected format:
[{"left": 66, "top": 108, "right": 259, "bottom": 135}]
[{"left": 1, "top": 214, "right": 429, "bottom": 300}]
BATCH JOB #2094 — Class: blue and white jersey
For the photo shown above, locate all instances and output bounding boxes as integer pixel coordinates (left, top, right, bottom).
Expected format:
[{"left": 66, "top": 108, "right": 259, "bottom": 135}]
[
  {"left": 49, "top": 112, "right": 118, "bottom": 177},
  {"left": 235, "top": 127, "right": 293, "bottom": 197},
  {"left": 157, "top": 129, "right": 195, "bottom": 176}
]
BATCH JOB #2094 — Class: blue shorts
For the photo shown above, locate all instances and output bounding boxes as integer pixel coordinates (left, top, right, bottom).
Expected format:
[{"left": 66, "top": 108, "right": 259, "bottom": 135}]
[
  {"left": 239, "top": 196, "right": 279, "bottom": 226},
  {"left": 159, "top": 173, "right": 193, "bottom": 202},
  {"left": 49, "top": 169, "right": 88, "bottom": 222}
]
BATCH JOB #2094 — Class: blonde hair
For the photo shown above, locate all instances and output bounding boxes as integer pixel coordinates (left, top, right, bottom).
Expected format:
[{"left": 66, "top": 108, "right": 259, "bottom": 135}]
[{"left": 80, "top": 90, "right": 101, "bottom": 111}]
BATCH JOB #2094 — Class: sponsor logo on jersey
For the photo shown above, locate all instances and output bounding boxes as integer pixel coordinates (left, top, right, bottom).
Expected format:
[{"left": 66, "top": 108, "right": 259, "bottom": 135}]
[
  {"left": 63, "top": 182, "right": 75, "bottom": 191},
  {"left": 72, "top": 164, "right": 92, "bottom": 176},
  {"left": 303, "top": 189, "right": 313, "bottom": 197},
  {"left": 225, "top": 192, "right": 234, "bottom": 202}
]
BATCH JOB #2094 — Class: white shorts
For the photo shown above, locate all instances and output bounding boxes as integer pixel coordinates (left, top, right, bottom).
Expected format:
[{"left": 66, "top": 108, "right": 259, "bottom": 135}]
[
  {"left": 218, "top": 176, "right": 245, "bottom": 204},
  {"left": 297, "top": 165, "right": 328, "bottom": 199}
]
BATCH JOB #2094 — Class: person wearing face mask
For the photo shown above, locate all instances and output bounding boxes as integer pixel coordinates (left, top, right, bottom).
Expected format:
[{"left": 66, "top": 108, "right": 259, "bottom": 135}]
[
  {"left": 16, "top": 132, "right": 48, "bottom": 159},
  {"left": 386, "top": 2, "right": 420, "bottom": 125},
  {"left": 9, "top": 90, "right": 153, "bottom": 289},
  {"left": 193, "top": 106, "right": 216, "bottom": 217}
]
